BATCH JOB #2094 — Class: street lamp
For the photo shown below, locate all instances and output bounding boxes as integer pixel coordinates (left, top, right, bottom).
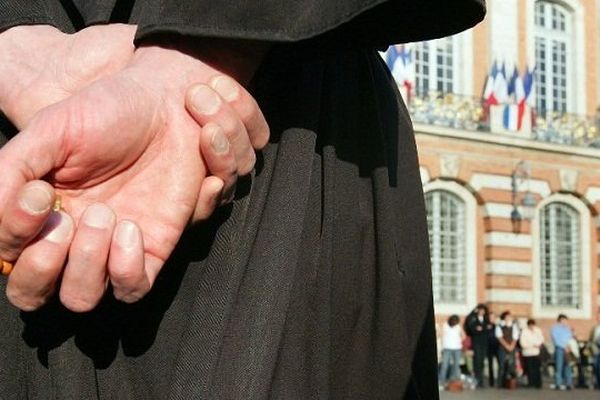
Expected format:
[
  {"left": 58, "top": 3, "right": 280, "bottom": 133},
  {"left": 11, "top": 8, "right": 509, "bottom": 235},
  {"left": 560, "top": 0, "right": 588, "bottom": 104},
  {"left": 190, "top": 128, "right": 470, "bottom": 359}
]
[{"left": 510, "top": 160, "right": 536, "bottom": 233}]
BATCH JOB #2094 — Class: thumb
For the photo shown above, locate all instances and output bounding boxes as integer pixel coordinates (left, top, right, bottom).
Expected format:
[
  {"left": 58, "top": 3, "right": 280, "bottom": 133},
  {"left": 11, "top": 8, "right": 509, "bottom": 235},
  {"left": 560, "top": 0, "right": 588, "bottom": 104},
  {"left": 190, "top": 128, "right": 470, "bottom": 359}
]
[{"left": 0, "top": 108, "right": 66, "bottom": 223}]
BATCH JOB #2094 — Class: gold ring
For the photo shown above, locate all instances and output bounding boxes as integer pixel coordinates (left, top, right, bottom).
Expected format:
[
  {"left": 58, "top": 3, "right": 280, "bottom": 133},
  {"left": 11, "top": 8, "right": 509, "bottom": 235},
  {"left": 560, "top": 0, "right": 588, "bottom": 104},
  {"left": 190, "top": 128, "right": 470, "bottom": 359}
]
[
  {"left": 1, "top": 260, "right": 13, "bottom": 276},
  {"left": 1, "top": 195, "right": 64, "bottom": 276}
]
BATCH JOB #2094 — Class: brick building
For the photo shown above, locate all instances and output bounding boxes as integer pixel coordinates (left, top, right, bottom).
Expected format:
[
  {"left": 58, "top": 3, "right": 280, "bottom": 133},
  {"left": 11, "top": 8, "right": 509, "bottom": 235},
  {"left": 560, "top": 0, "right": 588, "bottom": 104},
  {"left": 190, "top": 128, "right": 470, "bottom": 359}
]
[{"left": 386, "top": 0, "right": 600, "bottom": 335}]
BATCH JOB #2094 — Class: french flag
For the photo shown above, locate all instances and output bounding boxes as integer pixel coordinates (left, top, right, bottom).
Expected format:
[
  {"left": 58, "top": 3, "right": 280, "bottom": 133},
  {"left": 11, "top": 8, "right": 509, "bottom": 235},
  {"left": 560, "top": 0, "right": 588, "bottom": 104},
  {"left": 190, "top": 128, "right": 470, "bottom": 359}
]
[
  {"left": 483, "top": 61, "right": 498, "bottom": 106},
  {"left": 386, "top": 45, "right": 414, "bottom": 101},
  {"left": 503, "top": 69, "right": 526, "bottom": 130}
]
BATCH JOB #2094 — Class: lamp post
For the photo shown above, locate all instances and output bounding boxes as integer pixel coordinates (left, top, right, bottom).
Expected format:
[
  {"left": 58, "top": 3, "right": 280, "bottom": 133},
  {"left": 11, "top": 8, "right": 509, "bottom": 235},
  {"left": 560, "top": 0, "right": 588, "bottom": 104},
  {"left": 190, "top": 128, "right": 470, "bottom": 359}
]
[{"left": 510, "top": 161, "right": 536, "bottom": 233}]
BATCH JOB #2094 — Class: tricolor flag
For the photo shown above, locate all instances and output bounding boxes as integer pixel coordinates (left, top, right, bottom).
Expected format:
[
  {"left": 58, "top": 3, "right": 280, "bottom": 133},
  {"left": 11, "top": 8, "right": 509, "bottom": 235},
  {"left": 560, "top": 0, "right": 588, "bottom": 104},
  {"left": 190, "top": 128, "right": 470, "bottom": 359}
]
[
  {"left": 483, "top": 61, "right": 498, "bottom": 105},
  {"left": 385, "top": 45, "right": 414, "bottom": 101},
  {"left": 493, "top": 62, "right": 509, "bottom": 104},
  {"left": 503, "top": 69, "right": 526, "bottom": 130}
]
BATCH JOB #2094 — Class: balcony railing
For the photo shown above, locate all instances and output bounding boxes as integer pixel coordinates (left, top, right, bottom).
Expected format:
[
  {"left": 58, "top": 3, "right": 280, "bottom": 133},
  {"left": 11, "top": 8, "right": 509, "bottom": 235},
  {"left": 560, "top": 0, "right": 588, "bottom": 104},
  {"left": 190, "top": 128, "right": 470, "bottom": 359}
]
[{"left": 407, "top": 91, "right": 600, "bottom": 148}]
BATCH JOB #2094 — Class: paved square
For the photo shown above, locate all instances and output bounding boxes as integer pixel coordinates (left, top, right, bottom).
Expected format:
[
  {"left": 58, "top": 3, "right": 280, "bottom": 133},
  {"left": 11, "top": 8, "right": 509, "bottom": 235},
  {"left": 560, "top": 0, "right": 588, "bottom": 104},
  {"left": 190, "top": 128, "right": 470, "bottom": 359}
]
[{"left": 441, "top": 388, "right": 599, "bottom": 400}]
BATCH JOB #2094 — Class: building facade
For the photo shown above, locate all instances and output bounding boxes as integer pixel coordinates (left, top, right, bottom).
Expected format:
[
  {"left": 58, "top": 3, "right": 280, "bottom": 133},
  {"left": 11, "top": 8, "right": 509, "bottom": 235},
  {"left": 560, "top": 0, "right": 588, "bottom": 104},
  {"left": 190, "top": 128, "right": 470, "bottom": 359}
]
[{"left": 386, "top": 0, "right": 600, "bottom": 335}]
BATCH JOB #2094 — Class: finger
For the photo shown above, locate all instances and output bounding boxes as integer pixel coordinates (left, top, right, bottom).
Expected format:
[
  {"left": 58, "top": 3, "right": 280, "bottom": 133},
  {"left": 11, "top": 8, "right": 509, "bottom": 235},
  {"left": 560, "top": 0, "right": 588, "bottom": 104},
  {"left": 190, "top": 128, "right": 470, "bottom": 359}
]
[
  {"left": 185, "top": 84, "right": 256, "bottom": 175},
  {"left": 209, "top": 75, "right": 270, "bottom": 150},
  {"left": 199, "top": 123, "right": 237, "bottom": 204},
  {"left": 0, "top": 108, "right": 67, "bottom": 243},
  {"left": 6, "top": 211, "right": 74, "bottom": 311},
  {"left": 108, "top": 220, "right": 148, "bottom": 303},
  {"left": 59, "top": 203, "right": 116, "bottom": 312},
  {"left": 192, "top": 176, "right": 225, "bottom": 222},
  {"left": 0, "top": 180, "right": 55, "bottom": 262}
]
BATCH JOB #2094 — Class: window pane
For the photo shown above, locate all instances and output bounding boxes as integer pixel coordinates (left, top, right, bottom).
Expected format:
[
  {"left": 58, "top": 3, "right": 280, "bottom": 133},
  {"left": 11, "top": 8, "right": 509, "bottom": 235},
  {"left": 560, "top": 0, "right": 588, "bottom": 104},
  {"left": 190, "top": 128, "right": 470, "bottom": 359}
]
[
  {"left": 540, "top": 202, "right": 580, "bottom": 308},
  {"left": 426, "top": 190, "right": 466, "bottom": 304}
]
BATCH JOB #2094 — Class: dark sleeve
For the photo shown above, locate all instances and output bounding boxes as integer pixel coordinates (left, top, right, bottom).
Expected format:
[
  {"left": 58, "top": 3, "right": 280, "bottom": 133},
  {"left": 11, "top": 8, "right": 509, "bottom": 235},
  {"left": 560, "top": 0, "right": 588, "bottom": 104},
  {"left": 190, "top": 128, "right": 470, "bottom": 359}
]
[
  {"left": 0, "top": 1, "right": 85, "bottom": 33},
  {"left": 127, "top": 0, "right": 485, "bottom": 46},
  {"left": 0, "top": 1, "right": 57, "bottom": 32}
]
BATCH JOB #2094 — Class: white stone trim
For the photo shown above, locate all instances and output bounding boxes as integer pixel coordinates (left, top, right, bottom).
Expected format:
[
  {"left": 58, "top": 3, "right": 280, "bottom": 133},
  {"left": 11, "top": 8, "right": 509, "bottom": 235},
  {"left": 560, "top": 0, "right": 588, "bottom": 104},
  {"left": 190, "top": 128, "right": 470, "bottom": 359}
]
[
  {"left": 485, "top": 232, "right": 532, "bottom": 248},
  {"left": 455, "top": 28, "right": 474, "bottom": 96},
  {"left": 413, "top": 125, "right": 600, "bottom": 159},
  {"left": 486, "top": 289, "right": 533, "bottom": 304},
  {"left": 486, "top": 261, "right": 532, "bottom": 276},
  {"left": 584, "top": 186, "right": 600, "bottom": 205},
  {"left": 470, "top": 173, "right": 551, "bottom": 197},
  {"left": 423, "top": 180, "right": 477, "bottom": 316},
  {"left": 419, "top": 166, "right": 431, "bottom": 185},
  {"left": 484, "top": 202, "right": 516, "bottom": 219},
  {"left": 532, "top": 193, "right": 592, "bottom": 319}
]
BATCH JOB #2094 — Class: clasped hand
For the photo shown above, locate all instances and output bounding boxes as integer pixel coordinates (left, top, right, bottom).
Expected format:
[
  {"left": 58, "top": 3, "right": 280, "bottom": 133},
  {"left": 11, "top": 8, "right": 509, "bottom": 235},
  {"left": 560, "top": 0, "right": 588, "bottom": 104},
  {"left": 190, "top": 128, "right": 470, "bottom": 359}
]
[{"left": 0, "top": 24, "right": 269, "bottom": 312}]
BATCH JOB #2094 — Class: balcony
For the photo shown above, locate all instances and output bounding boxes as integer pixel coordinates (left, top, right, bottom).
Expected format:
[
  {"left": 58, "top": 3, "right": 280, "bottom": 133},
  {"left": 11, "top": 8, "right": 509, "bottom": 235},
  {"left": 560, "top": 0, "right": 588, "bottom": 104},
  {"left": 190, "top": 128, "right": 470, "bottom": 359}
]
[{"left": 406, "top": 91, "right": 600, "bottom": 148}]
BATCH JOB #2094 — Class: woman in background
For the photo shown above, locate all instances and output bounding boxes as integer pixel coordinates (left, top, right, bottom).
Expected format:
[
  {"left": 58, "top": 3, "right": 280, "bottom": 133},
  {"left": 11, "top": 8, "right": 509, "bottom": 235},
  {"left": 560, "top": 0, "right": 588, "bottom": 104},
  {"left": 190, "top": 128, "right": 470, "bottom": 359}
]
[
  {"left": 520, "top": 319, "right": 544, "bottom": 388},
  {"left": 439, "top": 315, "right": 466, "bottom": 390}
]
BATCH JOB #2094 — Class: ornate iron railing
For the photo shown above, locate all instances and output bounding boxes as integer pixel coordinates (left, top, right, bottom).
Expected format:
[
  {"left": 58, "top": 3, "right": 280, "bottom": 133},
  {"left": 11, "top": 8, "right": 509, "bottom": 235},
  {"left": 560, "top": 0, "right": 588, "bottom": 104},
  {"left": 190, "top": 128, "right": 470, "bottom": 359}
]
[{"left": 406, "top": 91, "right": 600, "bottom": 148}]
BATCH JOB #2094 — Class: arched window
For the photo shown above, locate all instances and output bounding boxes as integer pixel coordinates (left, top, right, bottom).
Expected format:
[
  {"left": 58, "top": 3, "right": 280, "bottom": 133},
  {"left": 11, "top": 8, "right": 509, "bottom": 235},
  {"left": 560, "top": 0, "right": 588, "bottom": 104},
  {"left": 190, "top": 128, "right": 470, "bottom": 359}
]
[
  {"left": 534, "top": 1, "right": 573, "bottom": 116},
  {"left": 539, "top": 202, "right": 580, "bottom": 308},
  {"left": 425, "top": 190, "right": 466, "bottom": 304},
  {"left": 414, "top": 37, "right": 455, "bottom": 97}
]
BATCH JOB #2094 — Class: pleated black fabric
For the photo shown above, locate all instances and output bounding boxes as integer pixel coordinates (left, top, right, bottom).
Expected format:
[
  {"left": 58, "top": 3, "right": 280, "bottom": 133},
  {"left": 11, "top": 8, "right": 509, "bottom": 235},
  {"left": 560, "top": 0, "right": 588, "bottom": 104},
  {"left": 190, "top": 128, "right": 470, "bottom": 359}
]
[{"left": 0, "top": 1, "right": 485, "bottom": 398}]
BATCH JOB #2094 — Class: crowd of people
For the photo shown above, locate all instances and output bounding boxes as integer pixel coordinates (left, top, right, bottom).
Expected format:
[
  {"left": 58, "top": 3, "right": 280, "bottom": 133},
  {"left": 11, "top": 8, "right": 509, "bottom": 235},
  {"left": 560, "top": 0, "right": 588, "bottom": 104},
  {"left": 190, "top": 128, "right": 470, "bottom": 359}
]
[{"left": 437, "top": 305, "right": 600, "bottom": 391}]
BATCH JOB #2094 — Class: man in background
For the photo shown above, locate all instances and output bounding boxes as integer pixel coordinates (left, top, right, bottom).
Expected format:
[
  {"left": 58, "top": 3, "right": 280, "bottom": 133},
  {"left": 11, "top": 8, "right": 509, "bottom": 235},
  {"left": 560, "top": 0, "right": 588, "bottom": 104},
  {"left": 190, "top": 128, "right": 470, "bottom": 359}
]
[{"left": 551, "top": 314, "right": 574, "bottom": 390}]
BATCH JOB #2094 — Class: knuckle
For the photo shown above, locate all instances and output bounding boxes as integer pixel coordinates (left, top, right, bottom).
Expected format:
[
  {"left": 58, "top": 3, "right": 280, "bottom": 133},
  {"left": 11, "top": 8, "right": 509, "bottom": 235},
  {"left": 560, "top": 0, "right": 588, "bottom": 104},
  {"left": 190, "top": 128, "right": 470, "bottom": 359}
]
[
  {"left": 110, "top": 267, "right": 139, "bottom": 287},
  {"left": 113, "top": 289, "right": 145, "bottom": 304},
  {"left": 60, "top": 292, "right": 99, "bottom": 313},
  {"left": 6, "top": 287, "right": 46, "bottom": 312},
  {"left": 252, "top": 126, "right": 270, "bottom": 150},
  {"left": 71, "top": 242, "right": 99, "bottom": 264},
  {"left": 26, "top": 253, "right": 61, "bottom": 277},
  {"left": 238, "top": 151, "right": 256, "bottom": 176}
]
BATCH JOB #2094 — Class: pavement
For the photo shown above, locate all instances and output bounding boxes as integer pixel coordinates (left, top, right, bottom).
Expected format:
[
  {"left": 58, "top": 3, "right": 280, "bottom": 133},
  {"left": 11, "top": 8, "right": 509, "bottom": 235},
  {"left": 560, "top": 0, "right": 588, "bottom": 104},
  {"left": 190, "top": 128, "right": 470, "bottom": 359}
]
[{"left": 440, "top": 387, "right": 599, "bottom": 400}]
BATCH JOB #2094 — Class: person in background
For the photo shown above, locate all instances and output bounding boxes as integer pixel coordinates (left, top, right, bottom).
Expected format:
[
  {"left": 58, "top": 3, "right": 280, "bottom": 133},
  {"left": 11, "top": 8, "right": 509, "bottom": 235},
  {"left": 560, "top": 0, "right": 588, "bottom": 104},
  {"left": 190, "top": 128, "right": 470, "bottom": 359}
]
[
  {"left": 487, "top": 311, "right": 499, "bottom": 387},
  {"left": 589, "top": 310, "right": 600, "bottom": 389},
  {"left": 466, "top": 304, "right": 489, "bottom": 388},
  {"left": 495, "top": 310, "right": 519, "bottom": 388},
  {"left": 519, "top": 319, "right": 544, "bottom": 388},
  {"left": 551, "top": 314, "right": 573, "bottom": 390},
  {"left": 439, "top": 314, "right": 466, "bottom": 391}
]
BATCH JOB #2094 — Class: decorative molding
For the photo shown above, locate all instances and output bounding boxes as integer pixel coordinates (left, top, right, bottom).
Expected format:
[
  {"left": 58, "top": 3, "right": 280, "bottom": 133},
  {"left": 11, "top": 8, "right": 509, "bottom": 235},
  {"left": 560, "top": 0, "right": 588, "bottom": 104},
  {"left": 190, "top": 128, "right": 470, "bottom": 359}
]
[
  {"left": 440, "top": 154, "right": 460, "bottom": 179},
  {"left": 559, "top": 169, "right": 579, "bottom": 192}
]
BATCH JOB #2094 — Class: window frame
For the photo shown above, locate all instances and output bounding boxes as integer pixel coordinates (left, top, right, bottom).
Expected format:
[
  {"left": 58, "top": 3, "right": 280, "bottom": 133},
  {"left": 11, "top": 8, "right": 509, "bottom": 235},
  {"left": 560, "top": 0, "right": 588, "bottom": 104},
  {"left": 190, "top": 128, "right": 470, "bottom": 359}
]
[
  {"left": 532, "top": 194, "right": 591, "bottom": 319},
  {"left": 527, "top": 0, "right": 586, "bottom": 116},
  {"left": 423, "top": 180, "right": 478, "bottom": 316}
]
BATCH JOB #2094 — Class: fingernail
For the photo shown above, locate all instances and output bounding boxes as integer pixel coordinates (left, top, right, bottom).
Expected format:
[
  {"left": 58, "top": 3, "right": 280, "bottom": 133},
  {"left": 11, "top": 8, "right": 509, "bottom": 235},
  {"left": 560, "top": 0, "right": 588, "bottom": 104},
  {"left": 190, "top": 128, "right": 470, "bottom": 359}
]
[
  {"left": 19, "top": 185, "right": 52, "bottom": 215},
  {"left": 211, "top": 76, "right": 239, "bottom": 102},
  {"left": 210, "top": 125, "right": 229, "bottom": 154},
  {"left": 115, "top": 220, "right": 140, "bottom": 249},
  {"left": 191, "top": 85, "right": 221, "bottom": 115},
  {"left": 83, "top": 203, "right": 115, "bottom": 229},
  {"left": 43, "top": 212, "right": 74, "bottom": 244}
]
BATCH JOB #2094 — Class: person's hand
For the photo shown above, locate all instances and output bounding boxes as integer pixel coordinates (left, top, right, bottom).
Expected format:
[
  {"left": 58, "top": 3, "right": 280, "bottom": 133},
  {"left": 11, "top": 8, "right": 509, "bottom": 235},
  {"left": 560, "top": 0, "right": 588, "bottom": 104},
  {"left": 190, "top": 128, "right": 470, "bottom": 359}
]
[
  {"left": 0, "top": 24, "right": 268, "bottom": 198},
  {"left": 0, "top": 24, "right": 136, "bottom": 130},
  {"left": 0, "top": 44, "right": 268, "bottom": 312}
]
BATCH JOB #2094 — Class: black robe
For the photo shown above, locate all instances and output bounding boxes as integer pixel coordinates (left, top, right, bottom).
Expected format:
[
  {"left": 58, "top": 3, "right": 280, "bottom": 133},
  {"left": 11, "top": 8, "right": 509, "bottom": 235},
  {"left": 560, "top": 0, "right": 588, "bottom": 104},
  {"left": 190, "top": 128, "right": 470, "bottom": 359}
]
[{"left": 0, "top": 1, "right": 485, "bottom": 398}]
